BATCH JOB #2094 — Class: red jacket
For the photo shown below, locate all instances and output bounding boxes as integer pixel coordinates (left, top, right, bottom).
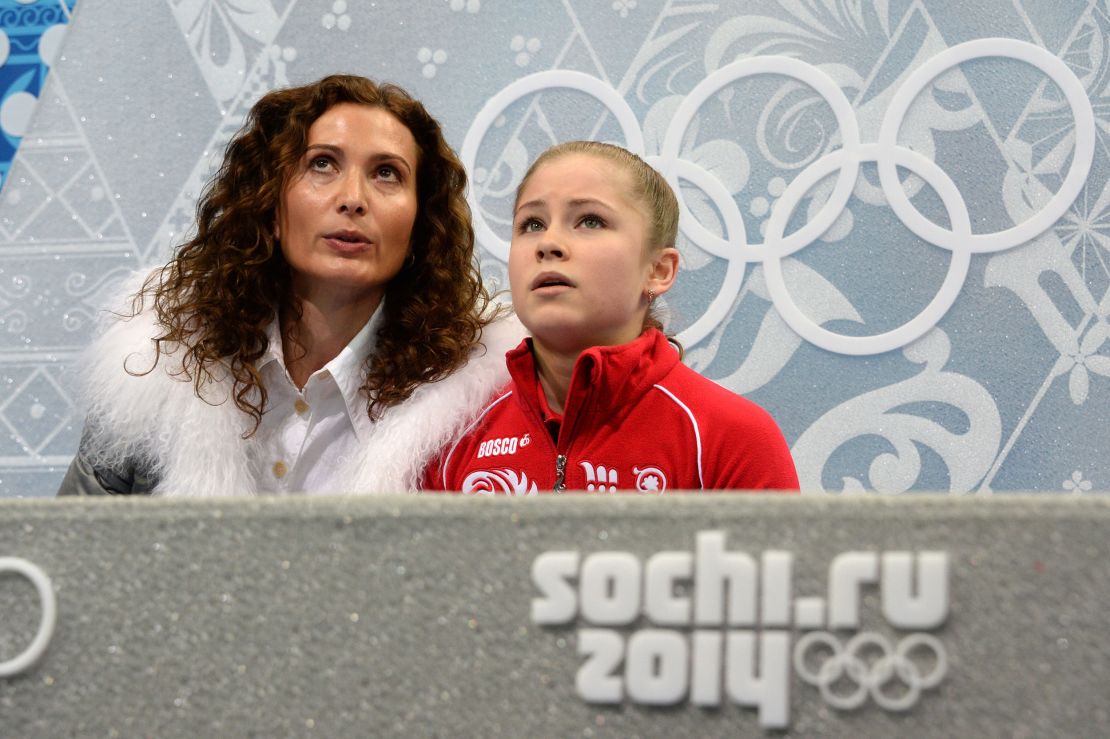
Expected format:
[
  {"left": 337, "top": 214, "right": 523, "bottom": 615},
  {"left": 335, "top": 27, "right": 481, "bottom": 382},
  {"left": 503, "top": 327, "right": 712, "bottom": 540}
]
[{"left": 427, "top": 329, "right": 799, "bottom": 494}]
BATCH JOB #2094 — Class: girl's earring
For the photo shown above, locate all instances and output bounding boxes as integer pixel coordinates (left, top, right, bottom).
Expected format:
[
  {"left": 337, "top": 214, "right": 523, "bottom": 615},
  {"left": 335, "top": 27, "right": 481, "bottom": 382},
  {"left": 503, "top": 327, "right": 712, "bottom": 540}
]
[{"left": 646, "top": 289, "right": 656, "bottom": 305}]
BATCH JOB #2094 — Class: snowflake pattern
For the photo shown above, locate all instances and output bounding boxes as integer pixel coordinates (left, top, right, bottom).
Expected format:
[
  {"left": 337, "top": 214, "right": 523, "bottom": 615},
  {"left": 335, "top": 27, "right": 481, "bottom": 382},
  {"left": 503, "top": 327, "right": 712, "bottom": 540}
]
[
  {"left": 322, "top": 0, "right": 351, "bottom": 31},
  {"left": 1063, "top": 470, "right": 1093, "bottom": 494},
  {"left": 612, "top": 0, "right": 637, "bottom": 18},
  {"left": 1057, "top": 178, "right": 1110, "bottom": 307},
  {"left": 510, "top": 35, "right": 540, "bottom": 67},
  {"left": 1052, "top": 320, "right": 1110, "bottom": 405},
  {"left": 418, "top": 47, "right": 447, "bottom": 79}
]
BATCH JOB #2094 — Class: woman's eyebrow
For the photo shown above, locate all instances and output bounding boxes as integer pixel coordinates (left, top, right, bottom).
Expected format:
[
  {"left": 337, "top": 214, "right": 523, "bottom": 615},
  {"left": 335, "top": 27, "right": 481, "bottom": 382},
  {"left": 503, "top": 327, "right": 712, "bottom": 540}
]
[
  {"left": 305, "top": 144, "right": 414, "bottom": 173},
  {"left": 368, "top": 151, "right": 414, "bottom": 173}
]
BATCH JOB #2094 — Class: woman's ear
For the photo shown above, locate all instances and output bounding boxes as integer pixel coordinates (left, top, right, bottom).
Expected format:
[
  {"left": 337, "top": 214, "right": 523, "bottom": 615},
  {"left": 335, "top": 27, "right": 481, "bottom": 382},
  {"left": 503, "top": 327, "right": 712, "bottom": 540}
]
[
  {"left": 273, "top": 200, "right": 285, "bottom": 241},
  {"left": 646, "top": 247, "right": 679, "bottom": 297}
]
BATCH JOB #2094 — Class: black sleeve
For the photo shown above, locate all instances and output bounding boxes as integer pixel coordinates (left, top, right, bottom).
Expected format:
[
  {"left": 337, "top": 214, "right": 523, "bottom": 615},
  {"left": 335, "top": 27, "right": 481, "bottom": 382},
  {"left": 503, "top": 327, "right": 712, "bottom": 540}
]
[{"left": 56, "top": 426, "right": 156, "bottom": 496}]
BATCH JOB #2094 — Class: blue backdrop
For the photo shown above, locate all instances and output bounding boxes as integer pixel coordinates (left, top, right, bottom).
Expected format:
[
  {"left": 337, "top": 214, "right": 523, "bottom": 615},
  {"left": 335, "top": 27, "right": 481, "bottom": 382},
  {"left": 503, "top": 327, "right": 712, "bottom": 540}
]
[{"left": 0, "top": 0, "right": 1105, "bottom": 498}]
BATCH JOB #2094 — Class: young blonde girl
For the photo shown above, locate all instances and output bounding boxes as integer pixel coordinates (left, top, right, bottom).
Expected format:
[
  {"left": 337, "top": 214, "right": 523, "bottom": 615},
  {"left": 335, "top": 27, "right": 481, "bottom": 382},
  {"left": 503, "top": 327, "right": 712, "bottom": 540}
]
[{"left": 428, "top": 141, "right": 798, "bottom": 494}]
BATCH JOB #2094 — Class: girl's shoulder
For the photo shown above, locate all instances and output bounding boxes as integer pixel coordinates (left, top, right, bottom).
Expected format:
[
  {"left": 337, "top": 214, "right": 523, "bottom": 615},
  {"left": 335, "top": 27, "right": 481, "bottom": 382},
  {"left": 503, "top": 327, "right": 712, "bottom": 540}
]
[{"left": 656, "top": 362, "right": 784, "bottom": 435}]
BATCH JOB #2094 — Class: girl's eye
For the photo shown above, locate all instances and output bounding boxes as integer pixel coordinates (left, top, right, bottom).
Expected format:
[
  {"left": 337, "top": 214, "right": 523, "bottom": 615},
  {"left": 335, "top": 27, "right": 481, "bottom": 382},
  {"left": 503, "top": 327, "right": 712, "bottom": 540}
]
[
  {"left": 579, "top": 214, "right": 605, "bottom": 229},
  {"left": 518, "top": 217, "right": 544, "bottom": 233}
]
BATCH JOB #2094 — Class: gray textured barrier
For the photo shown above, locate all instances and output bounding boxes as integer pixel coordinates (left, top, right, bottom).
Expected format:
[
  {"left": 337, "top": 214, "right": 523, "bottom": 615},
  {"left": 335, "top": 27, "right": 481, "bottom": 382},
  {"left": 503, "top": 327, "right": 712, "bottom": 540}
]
[{"left": 1, "top": 495, "right": 1108, "bottom": 737}]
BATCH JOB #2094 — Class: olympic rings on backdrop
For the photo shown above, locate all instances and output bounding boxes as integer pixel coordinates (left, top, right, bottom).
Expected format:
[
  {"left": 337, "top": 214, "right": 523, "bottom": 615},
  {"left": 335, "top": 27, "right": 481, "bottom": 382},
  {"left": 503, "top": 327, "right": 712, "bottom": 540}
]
[
  {"left": 762, "top": 143, "right": 972, "bottom": 355},
  {"left": 877, "top": 39, "right": 1095, "bottom": 255},
  {"left": 0, "top": 557, "right": 57, "bottom": 678},
  {"left": 460, "top": 70, "right": 644, "bottom": 262},
  {"left": 644, "top": 155, "right": 751, "bottom": 345},
  {"left": 793, "top": 630, "right": 947, "bottom": 711},
  {"left": 658, "top": 55, "right": 862, "bottom": 261},
  {"left": 461, "top": 39, "right": 1095, "bottom": 352}
]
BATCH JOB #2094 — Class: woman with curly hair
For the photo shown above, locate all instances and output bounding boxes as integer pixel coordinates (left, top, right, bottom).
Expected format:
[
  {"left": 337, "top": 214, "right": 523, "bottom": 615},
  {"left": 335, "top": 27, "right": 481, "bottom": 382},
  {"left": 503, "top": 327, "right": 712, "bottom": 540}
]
[{"left": 58, "top": 75, "right": 520, "bottom": 496}]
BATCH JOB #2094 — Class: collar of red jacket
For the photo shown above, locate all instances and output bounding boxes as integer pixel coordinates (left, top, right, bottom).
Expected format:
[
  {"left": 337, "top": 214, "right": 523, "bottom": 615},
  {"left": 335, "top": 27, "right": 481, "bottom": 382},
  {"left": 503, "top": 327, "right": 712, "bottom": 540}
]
[{"left": 505, "top": 328, "right": 682, "bottom": 433}]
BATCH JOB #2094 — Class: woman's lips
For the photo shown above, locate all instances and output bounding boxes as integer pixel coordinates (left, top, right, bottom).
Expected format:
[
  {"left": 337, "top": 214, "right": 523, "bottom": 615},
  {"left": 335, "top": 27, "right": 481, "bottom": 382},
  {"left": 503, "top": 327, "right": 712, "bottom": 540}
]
[{"left": 323, "top": 231, "right": 372, "bottom": 253}]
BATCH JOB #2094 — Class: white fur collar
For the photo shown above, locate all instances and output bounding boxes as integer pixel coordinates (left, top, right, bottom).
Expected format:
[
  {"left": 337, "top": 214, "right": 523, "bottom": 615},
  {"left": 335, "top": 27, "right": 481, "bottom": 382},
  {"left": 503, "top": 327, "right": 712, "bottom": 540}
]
[{"left": 79, "top": 273, "right": 521, "bottom": 496}]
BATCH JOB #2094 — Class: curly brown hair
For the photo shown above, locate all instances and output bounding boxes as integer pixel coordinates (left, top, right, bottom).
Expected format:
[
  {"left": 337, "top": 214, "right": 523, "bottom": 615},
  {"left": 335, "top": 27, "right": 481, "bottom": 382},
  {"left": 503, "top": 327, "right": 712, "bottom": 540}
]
[{"left": 136, "top": 74, "right": 493, "bottom": 433}]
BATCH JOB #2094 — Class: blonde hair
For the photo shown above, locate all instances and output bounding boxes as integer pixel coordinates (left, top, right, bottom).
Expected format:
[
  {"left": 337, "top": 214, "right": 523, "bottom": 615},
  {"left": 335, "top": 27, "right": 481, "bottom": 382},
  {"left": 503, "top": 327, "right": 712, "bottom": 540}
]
[{"left": 514, "top": 141, "right": 679, "bottom": 334}]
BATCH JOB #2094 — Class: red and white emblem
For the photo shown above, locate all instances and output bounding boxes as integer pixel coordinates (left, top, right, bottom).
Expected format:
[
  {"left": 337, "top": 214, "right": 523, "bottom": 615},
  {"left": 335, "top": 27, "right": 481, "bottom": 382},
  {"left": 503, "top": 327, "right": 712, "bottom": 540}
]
[{"left": 633, "top": 466, "right": 667, "bottom": 494}]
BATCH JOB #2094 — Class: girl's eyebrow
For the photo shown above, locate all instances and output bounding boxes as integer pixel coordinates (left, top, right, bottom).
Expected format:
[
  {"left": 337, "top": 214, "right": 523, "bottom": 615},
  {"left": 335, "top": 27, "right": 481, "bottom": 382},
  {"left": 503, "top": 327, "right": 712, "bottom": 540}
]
[
  {"left": 567, "top": 197, "right": 615, "bottom": 210},
  {"left": 514, "top": 197, "right": 544, "bottom": 215},
  {"left": 515, "top": 196, "right": 615, "bottom": 214}
]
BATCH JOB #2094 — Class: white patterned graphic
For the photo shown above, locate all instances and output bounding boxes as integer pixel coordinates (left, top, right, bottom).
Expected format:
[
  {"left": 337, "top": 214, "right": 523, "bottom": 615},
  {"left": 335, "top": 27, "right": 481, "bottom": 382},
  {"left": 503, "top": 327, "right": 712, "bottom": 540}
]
[
  {"left": 461, "top": 468, "right": 538, "bottom": 496},
  {"left": 793, "top": 631, "right": 946, "bottom": 712},
  {"left": 464, "top": 39, "right": 1095, "bottom": 354},
  {"left": 580, "top": 461, "right": 617, "bottom": 491},
  {"left": 633, "top": 465, "right": 666, "bottom": 493}
]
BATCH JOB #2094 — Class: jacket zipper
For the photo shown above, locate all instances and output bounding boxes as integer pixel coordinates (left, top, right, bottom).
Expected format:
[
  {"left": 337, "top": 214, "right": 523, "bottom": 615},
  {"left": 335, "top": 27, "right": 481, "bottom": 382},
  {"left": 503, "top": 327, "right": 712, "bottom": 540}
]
[
  {"left": 552, "top": 368, "right": 594, "bottom": 493},
  {"left": 554, "top": 454, "right": 567, "bottom": 492}
]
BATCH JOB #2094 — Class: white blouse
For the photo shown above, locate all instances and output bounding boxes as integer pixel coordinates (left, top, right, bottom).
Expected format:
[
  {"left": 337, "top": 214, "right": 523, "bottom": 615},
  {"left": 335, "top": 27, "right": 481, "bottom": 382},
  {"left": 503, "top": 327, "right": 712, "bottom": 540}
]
[{"left": 254, "top": 306, "right": 382, "bottom": 494}]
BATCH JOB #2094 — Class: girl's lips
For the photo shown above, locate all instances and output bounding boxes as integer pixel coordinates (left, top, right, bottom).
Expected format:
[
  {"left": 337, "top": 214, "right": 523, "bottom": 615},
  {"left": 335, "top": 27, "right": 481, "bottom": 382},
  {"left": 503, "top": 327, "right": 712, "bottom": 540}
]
[
  {"left": 531, "top": 283, "right": 573, "bottom": 296},
  {"left": 531, "top": 272, "right": 575, "bottom": 290}
]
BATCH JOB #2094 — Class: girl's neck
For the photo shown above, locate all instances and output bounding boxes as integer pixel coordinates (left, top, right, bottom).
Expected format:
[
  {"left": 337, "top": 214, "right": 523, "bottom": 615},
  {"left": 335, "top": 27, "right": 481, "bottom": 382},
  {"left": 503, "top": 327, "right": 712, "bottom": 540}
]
[
  {"left": 281, "top": 286, "right": 383, "bottom": 389},
  {"left": 530, "top": 340, "right": 579, "bottom": 416}
]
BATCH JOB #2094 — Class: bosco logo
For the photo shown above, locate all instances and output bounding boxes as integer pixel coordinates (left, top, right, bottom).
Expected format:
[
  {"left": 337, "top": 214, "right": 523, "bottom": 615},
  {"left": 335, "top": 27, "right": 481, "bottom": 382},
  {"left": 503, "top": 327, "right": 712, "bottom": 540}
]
[
  {"left": 530, "top": 531, "right": 949, "bottom": 728},
  {"left": 477, "top": 434, "right": 525, "bottom": 458}
]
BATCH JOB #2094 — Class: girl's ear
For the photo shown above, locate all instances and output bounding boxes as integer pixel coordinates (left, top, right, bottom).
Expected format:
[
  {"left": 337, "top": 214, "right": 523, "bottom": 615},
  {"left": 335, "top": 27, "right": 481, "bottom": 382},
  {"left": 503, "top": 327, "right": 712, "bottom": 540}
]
[{"left": 646, "top": 247, "right": 679, "bottom": 297}]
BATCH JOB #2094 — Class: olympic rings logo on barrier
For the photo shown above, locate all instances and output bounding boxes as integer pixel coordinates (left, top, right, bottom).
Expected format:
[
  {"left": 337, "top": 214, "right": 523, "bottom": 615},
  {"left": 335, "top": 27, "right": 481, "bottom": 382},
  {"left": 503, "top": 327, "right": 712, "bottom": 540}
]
[
  {"left": 462, "top": 39, "right": 1095, "bottom": 354},
  {"left": 793, "top": 631, "right": 947, "bottom": 712},
  {"left": 0, "top": 557, "right": 57, "bottom": 678}
]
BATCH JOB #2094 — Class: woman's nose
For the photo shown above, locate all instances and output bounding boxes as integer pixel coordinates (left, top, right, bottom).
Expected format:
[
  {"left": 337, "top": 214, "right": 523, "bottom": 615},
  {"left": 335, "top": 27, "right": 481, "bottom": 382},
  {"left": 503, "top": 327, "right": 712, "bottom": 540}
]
[{"left": 337, "top": 173, "right": 368, "bottom": 215}]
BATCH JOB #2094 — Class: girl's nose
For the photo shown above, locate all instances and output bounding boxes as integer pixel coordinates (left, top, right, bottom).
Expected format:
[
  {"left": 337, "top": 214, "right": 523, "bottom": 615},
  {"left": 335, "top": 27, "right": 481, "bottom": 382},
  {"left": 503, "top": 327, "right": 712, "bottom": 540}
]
[{"left": 536, "top": 233, "right": 565, "bottom": 260}]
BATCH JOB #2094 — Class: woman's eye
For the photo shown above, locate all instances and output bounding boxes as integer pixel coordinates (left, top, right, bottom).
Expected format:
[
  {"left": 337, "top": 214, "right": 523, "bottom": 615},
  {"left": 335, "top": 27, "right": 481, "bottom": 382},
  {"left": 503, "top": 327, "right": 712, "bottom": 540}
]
[
  {"left": 580, "top": 214, "right": 604, "bottom": 229},
  {"left": 309, "top": 155, "right": 334, "bottom": 171},
  {"left": 376, "top": 165, "right": 400, "bottom": 181},
  {"left": 517, "top": 218, "right": 544, "bottom": 233}
]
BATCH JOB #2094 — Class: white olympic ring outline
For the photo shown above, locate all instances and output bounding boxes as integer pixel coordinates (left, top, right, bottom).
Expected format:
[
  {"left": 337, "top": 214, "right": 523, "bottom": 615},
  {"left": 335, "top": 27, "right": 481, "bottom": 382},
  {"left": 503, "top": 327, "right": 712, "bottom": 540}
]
[
  {"left": 0, "top": 557, "right": 57, "bottom": 678},
  {"left": 461, "top": 39, "right": 1095, "bottom": 353},
  {"left": 793, "top": 630, "right": 947, "bottom": 712},
  {"left": 460, "top": 70, "right": 645, "bottom": 263}
]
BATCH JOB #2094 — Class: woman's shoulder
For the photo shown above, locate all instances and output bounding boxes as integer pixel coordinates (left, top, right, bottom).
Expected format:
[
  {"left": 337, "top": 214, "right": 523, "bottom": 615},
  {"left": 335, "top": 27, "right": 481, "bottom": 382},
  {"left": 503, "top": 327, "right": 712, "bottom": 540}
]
[
  {"left": 80, "top": 268, "right": 230, "bottom": 409},
  {"left": 84, "top": 270, "right": 161, "bottom": 357}
]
